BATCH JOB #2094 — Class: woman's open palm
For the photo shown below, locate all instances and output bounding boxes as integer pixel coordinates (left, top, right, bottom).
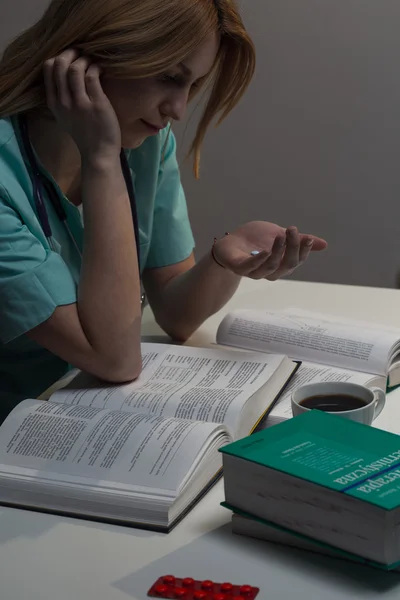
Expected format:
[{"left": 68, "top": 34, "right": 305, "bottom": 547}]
[{"left": 212, "top": 221, "right": 328, "bottom": 281}]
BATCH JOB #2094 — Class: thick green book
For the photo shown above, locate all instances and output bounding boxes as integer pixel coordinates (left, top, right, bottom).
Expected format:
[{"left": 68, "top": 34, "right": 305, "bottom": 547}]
[
  {"left": 224, "top": 504, "right": 400, "bottom": 571},
  {"left": 221, "top": 410, "right": 400, "bottom": 507},
  {"left": 219, "top": 411, "right": 400, "bottom": 565}
]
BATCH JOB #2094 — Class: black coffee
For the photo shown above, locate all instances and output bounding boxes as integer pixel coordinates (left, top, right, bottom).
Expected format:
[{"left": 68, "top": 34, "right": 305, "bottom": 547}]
[{"left": 299, "top": 394, "right": 367, "bottom": 412}]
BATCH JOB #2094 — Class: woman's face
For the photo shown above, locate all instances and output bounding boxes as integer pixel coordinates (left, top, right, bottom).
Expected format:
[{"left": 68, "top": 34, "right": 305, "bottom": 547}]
[{"left": 101, "top": 32, "right": 220, "bottom": 148}]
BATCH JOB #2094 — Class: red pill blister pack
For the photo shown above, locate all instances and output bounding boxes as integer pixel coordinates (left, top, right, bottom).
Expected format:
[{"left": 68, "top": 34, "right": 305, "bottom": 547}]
[{"left": 147, "top": 575, "right": 259, "bottom": 600}]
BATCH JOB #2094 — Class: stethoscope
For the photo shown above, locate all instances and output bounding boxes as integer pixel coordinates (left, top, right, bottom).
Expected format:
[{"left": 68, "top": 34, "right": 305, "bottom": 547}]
[{"left": 17, "top": 114, "right": 145, "bottom": 309}]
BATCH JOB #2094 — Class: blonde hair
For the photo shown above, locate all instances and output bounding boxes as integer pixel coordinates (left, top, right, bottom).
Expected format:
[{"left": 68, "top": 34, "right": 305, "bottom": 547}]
[{"left": 0, "top": 0, "right": 255, "bottom": 177}]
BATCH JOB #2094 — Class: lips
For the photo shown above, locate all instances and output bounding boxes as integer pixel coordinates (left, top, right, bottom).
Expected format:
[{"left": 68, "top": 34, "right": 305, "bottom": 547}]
[{"left": 141, "top": 119, "right": 162, "bottom": 133}]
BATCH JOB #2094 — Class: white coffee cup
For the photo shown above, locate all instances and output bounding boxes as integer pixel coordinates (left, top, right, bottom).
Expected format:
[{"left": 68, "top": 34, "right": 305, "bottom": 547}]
[{"left": 292, "top": 381, "right": 386, "bottom": 425}]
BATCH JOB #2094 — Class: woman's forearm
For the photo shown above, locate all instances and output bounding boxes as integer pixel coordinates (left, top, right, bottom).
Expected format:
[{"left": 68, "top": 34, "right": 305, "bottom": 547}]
[
  {"left": 153, "top": 252, "right": 241, "bottom": 341},
  {"left": 78, "top": 156, "right": 142, "bottom": 377}
]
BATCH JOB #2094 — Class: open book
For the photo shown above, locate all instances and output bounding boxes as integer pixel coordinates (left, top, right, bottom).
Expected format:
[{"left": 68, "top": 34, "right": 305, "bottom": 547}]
[
  {"left": 0, "top": 343, "right": 296, "bottom": 532},
  {"left": 217, "top": 308, "right": 400, "bottom": 427}
]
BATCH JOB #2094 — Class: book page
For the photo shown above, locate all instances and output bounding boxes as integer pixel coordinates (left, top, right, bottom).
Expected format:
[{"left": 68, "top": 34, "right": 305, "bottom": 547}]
[
  {"left": 282, "top": 308, "right": 400, "bottom": 388},
  {"left": 262, "top": 362, "right": 384, "bottom": 424},
  {"left": 217, "top": 310, "right": 400, "bottom": 376},
  {"left": 282, "top": 307, "right": 400, "bottom": 336},
  {"left": 50, "top": 344, "right": 287, "bottom": 435},
  {"left": 0, "top": 400, "right": 229, "bottom": 493}
]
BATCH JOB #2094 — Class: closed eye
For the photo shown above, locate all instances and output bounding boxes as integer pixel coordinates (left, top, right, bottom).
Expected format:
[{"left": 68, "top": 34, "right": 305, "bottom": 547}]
[
  {"left": 158, "top": 73, "right": 203, "bottom": 91},
  {"left": 158, "top": 73, "right": 186, "bottom": 87}
]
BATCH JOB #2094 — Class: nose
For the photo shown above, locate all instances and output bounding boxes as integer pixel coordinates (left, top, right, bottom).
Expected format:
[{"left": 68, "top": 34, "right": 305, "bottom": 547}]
[{"left": 161, "top": 89, "right": 189, "bottom": 122}]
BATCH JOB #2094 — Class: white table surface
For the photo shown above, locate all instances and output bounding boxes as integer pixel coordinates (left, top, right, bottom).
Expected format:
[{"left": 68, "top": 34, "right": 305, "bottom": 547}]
[{"left": 2, "top": 279, "right": 400, "bottom": 600}]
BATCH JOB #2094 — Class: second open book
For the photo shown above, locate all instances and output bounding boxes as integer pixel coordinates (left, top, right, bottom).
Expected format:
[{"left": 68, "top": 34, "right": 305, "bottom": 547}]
[{"left": 217, "top": 307, "right": 400, "bottom": 426}]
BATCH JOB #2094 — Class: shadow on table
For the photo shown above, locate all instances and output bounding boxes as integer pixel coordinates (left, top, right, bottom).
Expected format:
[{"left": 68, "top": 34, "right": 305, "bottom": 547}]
[
  {"left": 0, "top": 506, "right": 160, "bottom": 544},
  {"left": 0, "top": 507, "right": 59, "bottom": 543},
  {"left": 112, "top": 523, "right": 400, "bottom": 599}
]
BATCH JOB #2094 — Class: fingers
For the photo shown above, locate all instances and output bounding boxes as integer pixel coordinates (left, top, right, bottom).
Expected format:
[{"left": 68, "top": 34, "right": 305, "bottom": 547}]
[
  {"left": 248, "top": 235, "right": 286, "bottom": 280},
  {"left": 84, "top": 64, "right": 105, "bottom": 103},
  {"left": 246, "top": 227, "right": 311, "bottom": 281},
  {"left": 266, "top": 227, "right": 302, "bottom": 281},
  {"left": 300, "top": 234, "right": 328, "bottom": 252},
  {"left": 299, "top": 236, "right": 314, "bottom": 263},
  {"left": 43, "top": 57, "right": 57, "bottom": 111},
  {"left": 43, "top": 49, "right": 97, "bottom": 111},
  {"left": 279, "top": 226, "right": 301, "bottom": 271},
  {"left": 67, "top": 56, "right": 92, "bottom": 105},
  {"left": 52, "top": 49, "right": 80, "bottom": 108}
]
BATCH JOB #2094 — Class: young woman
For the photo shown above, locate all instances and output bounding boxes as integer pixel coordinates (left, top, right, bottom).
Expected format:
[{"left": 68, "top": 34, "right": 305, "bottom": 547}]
[{"left": 0, "top": 0, "right": 327, "bottom": 416}]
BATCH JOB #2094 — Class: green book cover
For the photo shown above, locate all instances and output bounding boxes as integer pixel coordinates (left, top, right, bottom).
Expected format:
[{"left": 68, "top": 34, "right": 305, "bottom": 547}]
[
  {"left": 222, "top": 502, "right": 400, "bottom": 571},
  {"left": 219, "top": 410, "right": 400, "bottom": 510}
]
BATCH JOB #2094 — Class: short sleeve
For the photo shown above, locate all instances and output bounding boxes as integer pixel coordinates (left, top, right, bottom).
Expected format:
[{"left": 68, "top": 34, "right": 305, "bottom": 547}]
[
  {"left": 145, "top": 131, "right": 195, "bottom": 269},
  {"left": 0, "top": 193, "right": 77, "bottom": 343}
]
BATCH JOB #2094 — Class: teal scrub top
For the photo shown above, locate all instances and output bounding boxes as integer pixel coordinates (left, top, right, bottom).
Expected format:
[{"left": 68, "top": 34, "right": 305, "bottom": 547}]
[{"left": 0, "top": 116, "right": 195, "bottom": 415}]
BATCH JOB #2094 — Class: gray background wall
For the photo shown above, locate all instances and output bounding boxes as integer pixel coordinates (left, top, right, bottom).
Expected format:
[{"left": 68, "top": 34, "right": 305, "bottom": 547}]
[{"left": 2, "top": 0, "right": 400, "bottom": 288}]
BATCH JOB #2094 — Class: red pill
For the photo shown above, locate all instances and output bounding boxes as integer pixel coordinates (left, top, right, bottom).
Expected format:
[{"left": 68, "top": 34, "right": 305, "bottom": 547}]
[
  {"left": 202, "top": 580, "right": 214, "bottom": 590},
  {"left": 173, "top": 588, "right": 187, "bottom": 598},
  {"left": 221, "top": 583, "right": 233, "bottom": 592},
  {"left": 182, "top": 578, "right": 195, "bottom": 587},
  {"left": 163, "top": 575, "right": 176, "bottom": 585},
  {"left": 235, "top": 597, "right": 245, "bottom": 600},
  {"left": 155, "top": 584, "right": 169, "bottom": 595},
  {"left": 193, "top": 592, "right": 208, "bottom": 599},
  {"left": 213, "top": 594, "right": 226, "bottom": 600},
  {"left": 240, "top": 585, "right": 253, "bottom": 595}
]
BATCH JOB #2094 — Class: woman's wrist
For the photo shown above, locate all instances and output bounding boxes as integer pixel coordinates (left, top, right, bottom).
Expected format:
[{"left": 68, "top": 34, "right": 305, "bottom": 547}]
[
  {"left": 81, "top": 150, "right": 121, "bottom": 173},
  {"left": 209, "top": 234, "right": 241, "bottom": 284},
  {"left": 211, "top": 240, "right": 226, "bottom": 269},
  {"left": 210, "top": 233, "right": 230, "bottom": 270}
]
